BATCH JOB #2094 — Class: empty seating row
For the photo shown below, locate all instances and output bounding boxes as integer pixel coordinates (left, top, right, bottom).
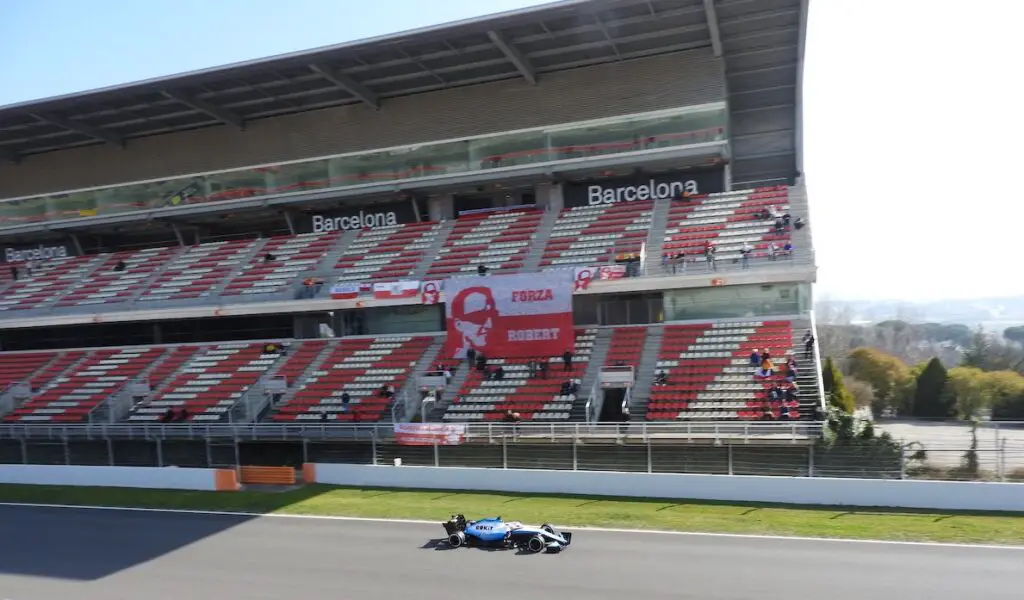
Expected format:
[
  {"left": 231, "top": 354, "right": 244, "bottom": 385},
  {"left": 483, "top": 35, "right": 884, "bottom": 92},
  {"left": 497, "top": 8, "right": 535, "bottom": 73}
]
[
  {"left": 221, "top": 231, "right": 342, "bottom": 297},
  {"left": 334, "top": 222, "right": 441, "bottom": 282},
  {"left": 127, "top": 342, "right": 285, "bottom": 422},
  {"left": 647, "top": 320, "right": 804, "bottom": 421},
  {"left": 5, "top": 347, "right": 167, "bottom": 422},
  {"left": 539, "top": 202, "right": 651, "bottom": 268},
  {"left": 426, "top": 209, "right": 542, "bottom": 277},
  {"left": 273, "top": 335, "right": 435, "bottom": 421},
  {"left": 442, "top": 328, "right": 596, "bottom": 422}
]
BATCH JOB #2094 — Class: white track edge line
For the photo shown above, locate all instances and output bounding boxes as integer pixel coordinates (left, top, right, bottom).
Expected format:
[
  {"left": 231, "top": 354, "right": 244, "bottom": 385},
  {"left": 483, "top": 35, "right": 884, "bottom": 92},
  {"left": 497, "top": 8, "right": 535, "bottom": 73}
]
[{"left": 1, "top": 501, "right": 1022, "bottom": 551}]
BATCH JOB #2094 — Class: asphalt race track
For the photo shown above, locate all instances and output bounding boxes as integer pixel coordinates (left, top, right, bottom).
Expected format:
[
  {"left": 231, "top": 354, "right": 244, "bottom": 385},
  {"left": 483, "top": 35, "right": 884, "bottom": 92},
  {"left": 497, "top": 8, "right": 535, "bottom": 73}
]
[{"left": 0, "top": 505, "right": 1022, "bottom": 600}]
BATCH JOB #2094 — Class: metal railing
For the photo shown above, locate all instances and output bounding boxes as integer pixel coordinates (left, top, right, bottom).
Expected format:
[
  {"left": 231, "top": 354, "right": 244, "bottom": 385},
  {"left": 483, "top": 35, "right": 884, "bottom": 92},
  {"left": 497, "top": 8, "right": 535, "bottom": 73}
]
[{"left": 0, "top": 420, "right": 823, "bottom": 443}]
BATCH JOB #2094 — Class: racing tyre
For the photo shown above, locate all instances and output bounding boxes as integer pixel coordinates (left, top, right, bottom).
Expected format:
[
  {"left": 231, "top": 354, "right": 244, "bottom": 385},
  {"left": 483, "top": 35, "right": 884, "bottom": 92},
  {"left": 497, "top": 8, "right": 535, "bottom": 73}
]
[
  {"left": 448, "top": 532, "right": 465, "bottom": 548},
  {"left": 541, "top": 524, "right": 556, "bottom": 535},
  {"left": 526, "top": 535, "right": 545, "bottom": 553}
]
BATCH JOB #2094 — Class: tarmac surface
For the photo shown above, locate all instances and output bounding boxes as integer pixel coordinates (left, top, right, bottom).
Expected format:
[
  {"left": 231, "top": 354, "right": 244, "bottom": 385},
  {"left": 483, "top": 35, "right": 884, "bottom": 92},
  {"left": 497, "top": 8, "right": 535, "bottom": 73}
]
[{"left": 0, "top": 505, "right": 1022, "bottom": 600}]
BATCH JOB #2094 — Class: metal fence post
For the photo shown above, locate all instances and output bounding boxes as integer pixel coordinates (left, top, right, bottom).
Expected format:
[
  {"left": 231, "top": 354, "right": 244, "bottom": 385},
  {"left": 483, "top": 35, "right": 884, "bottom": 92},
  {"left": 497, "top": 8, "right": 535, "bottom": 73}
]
[
  {"left": 205, "top": 438, "right": 213, "bottom": 468},
  {"left": 646, "top": 439, "right": 652, "bottom": 473},
  {"left": 19, "top": 438, "right": 27, "bottom": 464},
  {"left": 233, "top": 439, "right": 241, "bottom": 468},
  {"left": 302, "top": 439, "right": 309, "bottom": 464},
  {"left": 999, "top": 438, "right": 1007, "bottom": 481},
  {"left": 64, "top": 439, "right": 72, "bottom": 466},
  {"left": 899, "top": 444, "right": 907, "bottom": 480},
  {"left": 572, "top": 441, "right": 578, "bottom": 471},
  {"left": 727, "top": 444, "right": 733, "bottom": 476},
  {"left": 371, "top": 435, "right": 378, "bottom": 466},
  {"left": 433, "top": 441, "right": 440, "bottom": 467},
  {"left": 808, "top": 444, "right": 815, "bottom": 477},
  {"left": 155, "top": 438, "right": 164, "bottom": 467},
  {"left": 107, "top": 438, "right": 115, "bottom": 466},
  {"left": 502, "top": 437, "right": 508, "bottom": 469}
]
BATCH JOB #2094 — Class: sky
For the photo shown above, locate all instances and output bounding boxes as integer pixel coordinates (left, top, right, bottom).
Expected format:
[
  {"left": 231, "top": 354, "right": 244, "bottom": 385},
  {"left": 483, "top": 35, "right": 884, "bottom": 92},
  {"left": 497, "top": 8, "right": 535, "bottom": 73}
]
[{"left": 0, "top": 0, "right": 1021, "bottom": 303}]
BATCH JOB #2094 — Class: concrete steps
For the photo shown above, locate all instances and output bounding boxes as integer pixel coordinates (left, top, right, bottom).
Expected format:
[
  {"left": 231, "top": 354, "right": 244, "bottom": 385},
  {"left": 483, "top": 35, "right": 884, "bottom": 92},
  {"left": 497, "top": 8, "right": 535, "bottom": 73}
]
[
  {"left": 521, "top": 206, "right": 562, "bottom": 273},
  {"left": 388, "top": 336, "right": 445, "bottom": 423},
  {"left": 570, "top": 329, "right": 613, "bottom": 421},
  {"left": 642, "top": 197, "right": 672, "bottom": 276},
  {"left": 626, "top": 324, "right": 664, "bottom": 421},
  {"left": 411, "top": 220, "right": 456, "bottom": 281}
]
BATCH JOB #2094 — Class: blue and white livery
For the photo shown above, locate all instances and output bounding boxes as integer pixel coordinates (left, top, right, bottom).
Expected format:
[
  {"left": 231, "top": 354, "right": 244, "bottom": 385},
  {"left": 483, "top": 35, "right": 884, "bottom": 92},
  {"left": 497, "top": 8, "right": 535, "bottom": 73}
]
[{"left": 442, "top": 514, "right": 573, "bottom": 553}]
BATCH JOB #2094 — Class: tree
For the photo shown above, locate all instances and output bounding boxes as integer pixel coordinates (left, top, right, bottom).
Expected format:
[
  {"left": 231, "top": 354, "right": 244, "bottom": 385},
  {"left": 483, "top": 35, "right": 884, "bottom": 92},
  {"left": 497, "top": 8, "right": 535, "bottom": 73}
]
[
  {"left": 947, "top": 367, "right": 992, "bottom": 419},
  {"left": 845, "top": 347, "right": 909, "bottom": 409},
  {"left": 822, "top": 356, "right": 856, "bottom": 413},
  {"left": 844, "top": 376, "right": 876, "bottom": 409},
  {"left": 912, "top": 358, "right": 953, "bottom": 418},
  {"left": 1004, "top": 326, "right": 1024, "bottom": 346},
  {"left": 961, "top": 329, "right": 1024, "bottom": 373}
]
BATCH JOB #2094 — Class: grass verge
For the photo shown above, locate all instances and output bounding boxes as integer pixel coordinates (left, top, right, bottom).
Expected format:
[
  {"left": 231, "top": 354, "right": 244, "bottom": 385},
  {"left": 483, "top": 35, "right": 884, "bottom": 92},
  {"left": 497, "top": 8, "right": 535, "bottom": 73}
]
[{"left": 1, "top": 483, "right": 1023, "bottom": 546}]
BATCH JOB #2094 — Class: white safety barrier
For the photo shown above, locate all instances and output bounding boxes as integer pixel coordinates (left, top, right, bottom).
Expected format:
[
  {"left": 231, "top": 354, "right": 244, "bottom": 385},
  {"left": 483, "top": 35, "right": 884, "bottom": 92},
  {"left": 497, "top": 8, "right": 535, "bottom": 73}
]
[
  {"left": 0, "top": 464, "right": 240, "bottom": 491},
  {"left": 308, "top": 463, "right": 1024, "bottom": 512}
]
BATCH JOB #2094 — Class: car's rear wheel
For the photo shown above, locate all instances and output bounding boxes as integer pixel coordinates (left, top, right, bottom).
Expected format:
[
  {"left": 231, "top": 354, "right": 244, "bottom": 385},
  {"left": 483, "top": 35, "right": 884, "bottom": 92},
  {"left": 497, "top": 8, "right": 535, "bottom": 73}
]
[
  {"left": 448, "top": 532, "right": 465, "bottom": 548},
  {"left": 526, "top": 535, "right": 545, "bottom": 553}
]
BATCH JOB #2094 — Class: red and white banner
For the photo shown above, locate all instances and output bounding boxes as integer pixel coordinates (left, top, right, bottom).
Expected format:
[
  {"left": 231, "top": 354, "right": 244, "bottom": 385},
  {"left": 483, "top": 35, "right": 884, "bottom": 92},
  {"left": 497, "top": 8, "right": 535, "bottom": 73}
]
[
  {"left": 442, "top": 270, "right": 575, "bottom": 360},
  {"left": 330, "top": 283, "right": 360, "bottom": 299},
  {"left": 569, "top": 265, "right": 627, "bottom": 292},
  {"left": 373, "top": 280, "right": 420, "bottom": 300},
  {"left": 420, "top": 280, "right": 442, "bottom": 305},
  {"left": 393, "top": 423, "right": 466, "bottom": 446}
]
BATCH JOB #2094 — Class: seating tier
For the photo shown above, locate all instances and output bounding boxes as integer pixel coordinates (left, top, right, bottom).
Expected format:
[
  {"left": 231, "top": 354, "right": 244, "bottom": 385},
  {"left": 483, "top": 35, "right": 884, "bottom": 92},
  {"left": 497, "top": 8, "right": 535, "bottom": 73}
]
[
  {"left": 334, "top": 222, "right": 441, "bottom": 282},
  {"left": 441, "top": 328, "right": 596, "bottom": 422},
  {"left": 539, "top": 202, "right": 651, "bottom": 268},
  {"left": 138, "top": 239, "right": 259, "bottom": 302},
  {"left": 425, "top": 209, "right": 542, "bottom": 277},
  {"left": 647, "top": 320, "right": 802, "bottom": 421},
  {"left": 221, "top": 232, "right": 342, "bottom": 297},
  {"left": 273, "top": 336, "right": 434, "bottom": 422}
]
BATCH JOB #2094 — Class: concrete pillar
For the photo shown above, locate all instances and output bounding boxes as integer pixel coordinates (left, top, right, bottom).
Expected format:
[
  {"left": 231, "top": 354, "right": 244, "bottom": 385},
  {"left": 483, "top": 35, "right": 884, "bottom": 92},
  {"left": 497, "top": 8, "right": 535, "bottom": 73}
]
[
  {"left": 428, "top": 194, "right": 454, "bottom": 221},
  {"left": 534, "top": 182, "right": 564, "bottom": 212}
]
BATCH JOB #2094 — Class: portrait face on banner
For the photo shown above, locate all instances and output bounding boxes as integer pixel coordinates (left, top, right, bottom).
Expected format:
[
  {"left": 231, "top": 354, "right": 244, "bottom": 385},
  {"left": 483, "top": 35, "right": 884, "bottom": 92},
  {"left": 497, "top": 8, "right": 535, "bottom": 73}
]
[{"left": 442, "top": 270, "right": 575, "bottom": 360}]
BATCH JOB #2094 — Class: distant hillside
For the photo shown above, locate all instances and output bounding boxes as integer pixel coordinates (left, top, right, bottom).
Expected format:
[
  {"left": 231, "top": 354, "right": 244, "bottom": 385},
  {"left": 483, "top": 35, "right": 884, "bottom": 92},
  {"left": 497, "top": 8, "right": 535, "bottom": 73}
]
[{"left": 816, "top": 296, "right": 1024, "bottom": 330}]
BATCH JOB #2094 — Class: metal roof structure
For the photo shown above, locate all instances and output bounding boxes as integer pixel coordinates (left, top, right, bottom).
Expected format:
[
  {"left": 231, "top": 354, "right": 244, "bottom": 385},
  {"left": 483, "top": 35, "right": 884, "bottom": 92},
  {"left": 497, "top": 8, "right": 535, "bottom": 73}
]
[{"left": 0, "top": 0, "right": 806, "bottom": 183}]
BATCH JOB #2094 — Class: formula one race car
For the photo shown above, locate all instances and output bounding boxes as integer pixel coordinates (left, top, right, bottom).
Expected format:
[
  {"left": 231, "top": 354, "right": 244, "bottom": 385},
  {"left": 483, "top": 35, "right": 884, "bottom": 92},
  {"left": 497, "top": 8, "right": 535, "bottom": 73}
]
[{"left": 442, "top": 514, "right": 572, "bottom": 553}]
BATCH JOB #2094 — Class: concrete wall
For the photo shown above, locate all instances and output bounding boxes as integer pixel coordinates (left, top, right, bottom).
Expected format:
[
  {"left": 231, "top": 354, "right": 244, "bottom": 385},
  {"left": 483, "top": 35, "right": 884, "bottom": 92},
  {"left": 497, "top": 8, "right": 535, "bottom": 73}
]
[
  {"left": 0, "top": 49, "right": 725, "bottom": 198},
  {"left": 309, "top": 463, "right": 1024, "bottom": 513},
  {"left": 0, "top": 464, "right": 238, "bottom": 491}
]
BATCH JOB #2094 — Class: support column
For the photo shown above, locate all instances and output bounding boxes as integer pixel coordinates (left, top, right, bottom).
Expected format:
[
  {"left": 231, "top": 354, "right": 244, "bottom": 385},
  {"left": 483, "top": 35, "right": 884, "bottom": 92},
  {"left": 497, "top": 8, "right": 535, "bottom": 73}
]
[{"left": 428, "top": 194, "right": 454, "bottom": 221}]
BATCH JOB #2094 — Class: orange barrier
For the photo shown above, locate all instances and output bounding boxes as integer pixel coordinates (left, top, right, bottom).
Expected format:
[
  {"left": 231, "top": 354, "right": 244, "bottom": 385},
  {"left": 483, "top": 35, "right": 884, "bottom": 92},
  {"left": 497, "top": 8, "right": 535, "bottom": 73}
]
[
  {"left": 238, "top": 466, "right": 296, "bottom": 485},
  {"left": 214, "top": 468, "right": 241, "bottom": 491},
  {"left": 302, "top": 463, "right": 318, "bottom": 484}
]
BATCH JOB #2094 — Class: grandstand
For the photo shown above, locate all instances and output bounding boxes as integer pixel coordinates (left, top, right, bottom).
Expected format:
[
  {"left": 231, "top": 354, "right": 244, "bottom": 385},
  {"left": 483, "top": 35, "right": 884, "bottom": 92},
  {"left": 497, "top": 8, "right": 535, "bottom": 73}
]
[{"left": 0, "top": 0, "right": 819, "bottom": 467}]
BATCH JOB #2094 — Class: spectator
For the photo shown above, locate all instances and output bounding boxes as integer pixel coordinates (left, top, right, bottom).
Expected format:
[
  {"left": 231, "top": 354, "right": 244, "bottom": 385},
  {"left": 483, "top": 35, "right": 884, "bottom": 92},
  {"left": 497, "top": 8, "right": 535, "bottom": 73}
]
[
  {"left": 476, "top": 353, "right": 487, "bottom": 372},
  {"left": 782, "top": 241, "right": 794, "bottom": 257},
  {"left": 655, "top": 370, "right": 668, "bottom": 385},
  {"left": 442, "top": 367, "right": 452, "bottom": 383},
  {"left": 704, "top": 242, "right": 717, "bottom": 273},
  {"left": 740, "top": 242, "right": 753, "bottom": 269},
  {"left": 661, "top": 253, "right": 669, "bottom": 272},
  {"left": 321, "top": 411, "right": 329, "bottom": 421},
  {"left": 160, "top": 407, "right": 174, "bottom": 423},
  {"left": 562, "top": 350, "right": 573, "bottom": 372},
  {"left": 177, "top": 407, "right": 190, "bottom": 422},
  {"left": 494, "top": 365, "right": 505, "bottom": 381},
  {"left": 673, "top": 251, "right": 686, "bottom": 275},
  {"left": 774, "top": 216, "right": 785, "bottom": 234},
  {"left": 749, "top": 349, "right": 761, "bottom": 368},
  {"left": 762, "top": 349, "right": 772, "bottom": 363},
  {"left": 264, "top": 252, "right": 276, "bottom": 262},
  {"left": 114, "top": 260, "right": 127, "bottom": 272},
  {"left": 379, "top": 384, "right": 390, "bottom": 398},
  {"left": 477, "top": 264, "right": 488, "bottom": 276},
  {"left": 768, "top": 242, "right": 778, "bottom": 261},
  {"left": 538, "top": 360, "right": 548, "bottom": 379},
  {"left": 466, "top": 347, "right": 477, "bottom": 367},
  {"left": 9, "top": 265, "right": 16, "bottom": 281},
  {"left": 803, "top": 332, "right": 815, "bottom": 358},
  {"left": 619, "top": 404, "right": 630, "bottom": 434},
  {"left": 341, "top": 391, "right": 351, "bottom": 406},
  {"left": 793, "top": 217, "right": 805, "bottom": 231},
  {"left": 785, "top": 385, "right": 799, "bottom": 402},
  {"left": 527, "top": 360, "right": 537, "bottom": 378}
]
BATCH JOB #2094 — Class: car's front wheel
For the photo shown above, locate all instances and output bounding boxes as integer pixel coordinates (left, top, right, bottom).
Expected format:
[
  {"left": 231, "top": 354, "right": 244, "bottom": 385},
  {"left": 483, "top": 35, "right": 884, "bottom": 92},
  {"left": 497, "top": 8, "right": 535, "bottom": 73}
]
[
  {"left": 525, "top": 535, "right": 545, "bottom": 553},
  {"left": 541, "top": 524, "right": 556, "bottom": 535}
]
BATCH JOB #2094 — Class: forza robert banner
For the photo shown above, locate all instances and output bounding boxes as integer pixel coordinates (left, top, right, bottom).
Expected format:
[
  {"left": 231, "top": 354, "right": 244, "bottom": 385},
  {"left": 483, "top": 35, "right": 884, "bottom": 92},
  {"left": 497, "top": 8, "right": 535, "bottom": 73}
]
[{"left": 442, "top": 270, "right": 575, "bottom": 360}]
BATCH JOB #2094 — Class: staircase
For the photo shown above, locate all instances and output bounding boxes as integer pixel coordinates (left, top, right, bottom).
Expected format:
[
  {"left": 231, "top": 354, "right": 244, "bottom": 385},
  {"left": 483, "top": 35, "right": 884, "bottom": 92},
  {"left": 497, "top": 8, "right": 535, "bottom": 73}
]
[
  {"left": 570, "top": 328, "right": 613, "bottom": 421},
  {"left": 125, "top": 246, "right": 189, "bottom": 305},
  {"left": 410, "top": 220, "right": 456, "bottom": 281},
  {"left": 266, "top": 340, "right": 340, "bottom": 418},
  {"left": 387, "top": 336, "right": 446, "bottom": 423},
  {"left": 626, "top": 324, "right": 665, "bottom": 421},
  {"left": 783, "top": 184, "right": 817, "bottom": 267},
  {"left": 790, "top": 317, "right": 825, "bottom": 418},
  {"left": 521, "top": 205, "right": 562, "bottom": 272},
  {"left": 313, "top": 229, "right": 362, "bottom": 281},
  {"left": 643, "top": 197, "right": 672, "bottom": 276},
  {"left": 427, "top": 356, "right": 473, "bottom": 422},
  {"left": 38, "top": 255, "right": 108, "bottom": 310}
]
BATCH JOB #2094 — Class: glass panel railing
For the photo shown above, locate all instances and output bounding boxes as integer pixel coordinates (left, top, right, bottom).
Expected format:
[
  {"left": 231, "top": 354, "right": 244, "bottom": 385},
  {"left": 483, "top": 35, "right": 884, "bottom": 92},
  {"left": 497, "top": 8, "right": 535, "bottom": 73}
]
[{"left": 0, "top": 104, "right": 727, "bottom": 228}]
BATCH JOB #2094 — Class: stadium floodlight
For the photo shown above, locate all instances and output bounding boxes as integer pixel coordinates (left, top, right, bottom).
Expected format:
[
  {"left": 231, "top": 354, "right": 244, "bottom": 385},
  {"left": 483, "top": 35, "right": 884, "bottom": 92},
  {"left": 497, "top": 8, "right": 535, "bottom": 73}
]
[
  {"left": 161, "top": 90, "right": 245, "bottom": 130},
  {"left": 309, "top": 64, "right": 380, "bottom": 110},
  {"left": 31, "top": 112, "right": 125, "bottom": 148},
  {"left": 486, "top": 30, "right": 536, "bottom": 85}
]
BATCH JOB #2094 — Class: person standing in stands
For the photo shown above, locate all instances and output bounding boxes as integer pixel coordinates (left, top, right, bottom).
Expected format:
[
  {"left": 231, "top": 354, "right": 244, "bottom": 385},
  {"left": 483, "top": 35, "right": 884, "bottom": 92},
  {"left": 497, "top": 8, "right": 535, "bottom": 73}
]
[
  {"left": 466, "top": 347, "right": 477, "bottom": 367},
  {"left": 562, "top": 350, "right": 573, "bottom": 372},
  {"left": 538, "top": 359, "right": 548, "bottom": 379},
  {"left": 740, "top": 242, "right": 753, "bottom": 269},
  {"left": 803, "top": 332, "right": 815, "bottom": 358},
  {"left": 9, "top": 265, "right": 16, "bottom": 281}
]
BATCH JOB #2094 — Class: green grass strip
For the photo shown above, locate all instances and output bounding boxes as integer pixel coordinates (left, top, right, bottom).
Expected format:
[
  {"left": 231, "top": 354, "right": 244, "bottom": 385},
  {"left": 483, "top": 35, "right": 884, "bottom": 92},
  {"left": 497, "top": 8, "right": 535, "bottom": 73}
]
[{"left": 1, "top": 483, "right": 1023, "bottom": 545}]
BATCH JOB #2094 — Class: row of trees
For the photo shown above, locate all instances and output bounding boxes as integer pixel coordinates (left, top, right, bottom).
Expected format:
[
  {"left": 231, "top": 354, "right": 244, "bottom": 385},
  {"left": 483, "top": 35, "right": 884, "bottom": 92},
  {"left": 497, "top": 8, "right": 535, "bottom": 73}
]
[{"left": 822, "top": 330, "right": 1024, "bottom": 420}]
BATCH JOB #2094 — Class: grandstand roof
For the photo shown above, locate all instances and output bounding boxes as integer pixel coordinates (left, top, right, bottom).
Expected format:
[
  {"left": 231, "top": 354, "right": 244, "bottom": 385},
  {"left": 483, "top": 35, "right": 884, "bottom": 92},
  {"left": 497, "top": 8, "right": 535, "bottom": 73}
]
[{"left": 0, "top": 0, "right": 806, "bottom": 183}]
